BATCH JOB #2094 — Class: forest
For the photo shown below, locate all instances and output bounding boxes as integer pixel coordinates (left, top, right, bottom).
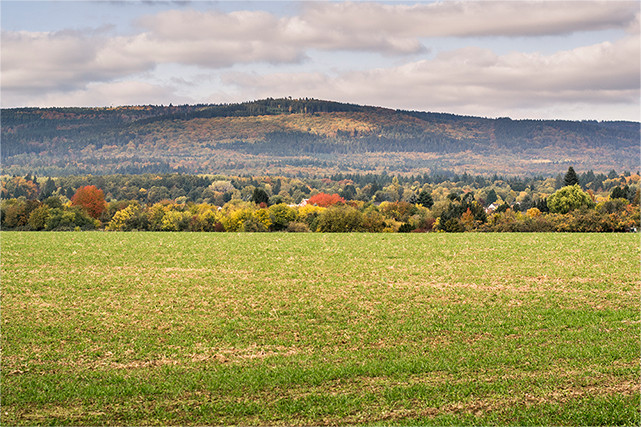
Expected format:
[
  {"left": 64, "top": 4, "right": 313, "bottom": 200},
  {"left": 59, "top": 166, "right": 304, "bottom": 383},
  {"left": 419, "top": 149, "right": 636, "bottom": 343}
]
[
  {"left": 2, "top": 168, "right": 638, "bottom": 233},
  {"left": 2, "top": 98, "right": 639, "bottom": 177}
]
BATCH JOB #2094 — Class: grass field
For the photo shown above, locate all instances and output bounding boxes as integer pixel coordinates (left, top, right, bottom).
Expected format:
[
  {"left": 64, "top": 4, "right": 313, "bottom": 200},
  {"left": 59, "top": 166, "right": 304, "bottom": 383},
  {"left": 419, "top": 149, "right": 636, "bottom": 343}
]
[{"left": 2, "top": 232, "right": 639, "bottom": 425}]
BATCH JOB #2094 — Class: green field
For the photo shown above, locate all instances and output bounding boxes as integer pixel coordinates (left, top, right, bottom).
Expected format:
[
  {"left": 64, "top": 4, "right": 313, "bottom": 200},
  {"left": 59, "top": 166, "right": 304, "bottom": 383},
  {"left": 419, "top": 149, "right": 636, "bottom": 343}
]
[{"left": 2, "top": 232, "right": 639, "bottom": 425}]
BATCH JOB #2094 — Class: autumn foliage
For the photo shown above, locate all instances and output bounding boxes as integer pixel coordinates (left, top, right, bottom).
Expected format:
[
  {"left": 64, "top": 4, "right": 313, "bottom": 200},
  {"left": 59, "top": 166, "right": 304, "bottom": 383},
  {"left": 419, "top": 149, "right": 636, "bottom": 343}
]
[
  {"left": 71, "top": 185, "right": 106, "bottom": 219},
  {"left": 307, "top": 192, "right": 345, "bottom": 207}
]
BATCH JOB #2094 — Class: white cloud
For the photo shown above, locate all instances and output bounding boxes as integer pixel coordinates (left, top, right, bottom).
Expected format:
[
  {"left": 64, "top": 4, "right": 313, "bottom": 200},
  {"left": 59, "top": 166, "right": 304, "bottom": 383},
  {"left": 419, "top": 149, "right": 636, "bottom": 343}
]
[
  {"left": 1, "top": 1, "right": 639, "bottom": 119},
  {"left": 5, "top": 0, "right": 636, "bottom": 92},
  {"left": 1, "top": 30, "right": 153, "bottom": 92},
  {"left": 301, "top": 1, "right": 638, "bottom": 38},
  {"left": 1, "top": 80, "right": 190, "bottom": 108},
  {"left": 135, "top": 8, "right": 426, "bottom": 57},
  {"left": 219, "top": 34, "right": 640, "bottom": 120}
]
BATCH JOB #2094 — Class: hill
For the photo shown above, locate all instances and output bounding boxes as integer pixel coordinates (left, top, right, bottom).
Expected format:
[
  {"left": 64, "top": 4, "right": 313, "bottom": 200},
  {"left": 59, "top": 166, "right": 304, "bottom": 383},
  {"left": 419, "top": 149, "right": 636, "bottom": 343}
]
[{"left": 2, "top": 98, "right": 638, "bottom": 176}]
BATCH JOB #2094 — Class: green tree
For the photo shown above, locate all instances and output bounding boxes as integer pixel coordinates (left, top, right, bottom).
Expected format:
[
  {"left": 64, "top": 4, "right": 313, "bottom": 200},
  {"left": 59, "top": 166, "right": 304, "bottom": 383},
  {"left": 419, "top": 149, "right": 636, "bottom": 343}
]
[
  {"left": 39, "top": 177, "right": 57, "bottom": 200},
  {"left": 361, "top": 207, "right": 386, "bottom": 232},
  {"left": 28, "top": 205, "right": 50, "bottom": 230},
  {"left": 251, "top": 188, "right": 270, "bottom": 205},
  {"left": 563, "top": 167, "right": 579, "bottom": 187},
  {"left": 596, "top": 198, "right": 629, "bottom": 214},
  {"left": 147, "top": 186, "right": 171, "bottom": 204},
  {"left": 2, "top": 199, "right": 41, "bottom": 229},
  {"left": 45, "top": 206, "right": 95, "bottom": 230},
  {"left": 485, "top": 189, "right": 498, "bottom": 205},
  {"left": 44, "top": 196, "right": 64, "bottom": 209},
  {"left": 268, "top": 203, "right": 297, "bottom": 231},
  {"left": 547, "top": 184, "right": 595, "bottom": 214},
  {"left": 317, "top": 205, "right": 363, "bottom": 232},
  {"left": 340, "top": 184, "right": 357, "bottom": 200},
  {"left": 610, "top": 185, "right": 633, "bottom": 202},
  {"left": 417, "top": 190, "right": 434, "bottom": 208}
]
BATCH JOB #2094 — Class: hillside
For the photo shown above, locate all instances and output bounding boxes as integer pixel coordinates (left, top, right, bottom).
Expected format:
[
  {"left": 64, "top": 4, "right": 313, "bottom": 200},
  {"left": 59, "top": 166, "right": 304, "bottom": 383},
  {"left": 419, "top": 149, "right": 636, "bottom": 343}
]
[{"left": 2, "top": 98, "right": 638, "bottom": 176}]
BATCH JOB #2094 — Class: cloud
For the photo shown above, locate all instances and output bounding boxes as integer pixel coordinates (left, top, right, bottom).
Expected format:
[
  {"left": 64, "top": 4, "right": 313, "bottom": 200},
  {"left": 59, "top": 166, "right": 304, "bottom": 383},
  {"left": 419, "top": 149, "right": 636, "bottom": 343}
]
[
  {"left": 7, "top": 0, "right": 634, "bottom": 91},
  {"left": 1, "top": 80, "right": 190, "bottom": 108},
  {"left": 1, "top": 30, "right": 154, "bottom": 92},
  {"left": 219, "top": 35, "right": 640, "bottom": 120},
  {"left": 301, "top": 1, "right": 639, "bottom": 38},
  {"left": 132, "top": 8, "right": 425, "bottom": 62},
  {"left": 129, "top": 1, "right": 639, "bottom": 60},
  {"left": 2, "top": 0, "right": 639, "bottom": 118},
  {"left": 125, "top": 10, "right": 306, "bottom": 67},
  {"left": 3, "top": 1, "right": 638, "bottom": 89}
]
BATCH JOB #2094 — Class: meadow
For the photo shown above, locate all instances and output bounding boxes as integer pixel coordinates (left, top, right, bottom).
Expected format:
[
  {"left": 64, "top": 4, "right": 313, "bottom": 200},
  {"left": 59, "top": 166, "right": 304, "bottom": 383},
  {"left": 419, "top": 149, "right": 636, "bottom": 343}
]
[{"left": 2, "top": 232, "right": 639, "bottom": 425}]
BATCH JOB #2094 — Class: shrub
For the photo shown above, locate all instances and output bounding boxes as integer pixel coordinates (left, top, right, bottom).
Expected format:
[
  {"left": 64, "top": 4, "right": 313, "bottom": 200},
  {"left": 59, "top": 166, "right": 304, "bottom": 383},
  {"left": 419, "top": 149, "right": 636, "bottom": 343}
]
[
  {"left": 107, "top": 203, "right": 145, "bottom": 231},
  {"left": 268, "top": 204, "right": 297, "bottom": 231},
  {"left": 398, "top": 223, "right": 414, "bottom": 233},
  {"left": 45, "top": 206, "right": 95, "bottom": 230},
  {"left": 286, "top": 222, "right": 310, "bottom": 232},
  {"left": 28, "top": 205, "right": 50, "bottom": 230},
  {"left": 317, "top": 205, "right": 363, "bottom": 232}
]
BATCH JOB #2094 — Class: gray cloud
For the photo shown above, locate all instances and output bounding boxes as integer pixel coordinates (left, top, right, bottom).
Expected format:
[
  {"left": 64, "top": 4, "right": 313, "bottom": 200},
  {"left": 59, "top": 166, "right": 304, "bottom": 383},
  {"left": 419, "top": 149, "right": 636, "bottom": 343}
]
[
  {"left": 220, "top": 34, "right": 640, "bottom": 119},
  {"left": 1, "top": 30, "right": 154, "bottom": 93},
  {"left": 2, "top": 80, "right": 191, "bottom": 108},
  {"left": 6, "top": 0, "right": 635, "bottom": 92},
  {"left": 301, "top": 1, "right": 638, "bottom": 38},
  {"left": 1, "top": 0, "right": 639, "bottom": 118}
]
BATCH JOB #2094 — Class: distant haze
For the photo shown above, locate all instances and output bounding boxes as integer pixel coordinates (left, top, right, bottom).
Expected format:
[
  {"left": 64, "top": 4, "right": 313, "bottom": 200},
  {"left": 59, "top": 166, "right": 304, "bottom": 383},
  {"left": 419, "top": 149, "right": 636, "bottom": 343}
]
[{"left": 1, "top": 1, "right": 639, "bottom": 121}]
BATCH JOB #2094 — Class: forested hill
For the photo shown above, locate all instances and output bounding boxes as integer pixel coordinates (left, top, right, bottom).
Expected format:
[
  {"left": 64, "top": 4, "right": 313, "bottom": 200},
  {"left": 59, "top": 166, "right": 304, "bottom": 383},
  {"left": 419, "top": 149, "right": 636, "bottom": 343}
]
[{"left": 2, "top": 98, "right": 639, "bottom": 177}]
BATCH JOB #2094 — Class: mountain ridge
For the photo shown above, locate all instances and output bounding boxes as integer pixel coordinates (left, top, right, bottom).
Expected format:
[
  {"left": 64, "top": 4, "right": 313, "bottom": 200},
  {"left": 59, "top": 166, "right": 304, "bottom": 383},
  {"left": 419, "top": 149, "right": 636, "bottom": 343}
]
[{"left": 2, "top": 98, "right": 639, "bottom": 177}]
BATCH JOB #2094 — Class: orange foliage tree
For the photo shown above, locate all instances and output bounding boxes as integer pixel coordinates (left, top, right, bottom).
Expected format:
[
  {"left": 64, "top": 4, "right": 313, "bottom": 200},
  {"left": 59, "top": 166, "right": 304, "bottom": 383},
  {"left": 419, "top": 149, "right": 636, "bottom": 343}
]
[
  {"left": 71, "top": 185, "right": 106, "bottom": 219},
  {"left": 307, "top": 192, "right": 345, "bottom": 207}
]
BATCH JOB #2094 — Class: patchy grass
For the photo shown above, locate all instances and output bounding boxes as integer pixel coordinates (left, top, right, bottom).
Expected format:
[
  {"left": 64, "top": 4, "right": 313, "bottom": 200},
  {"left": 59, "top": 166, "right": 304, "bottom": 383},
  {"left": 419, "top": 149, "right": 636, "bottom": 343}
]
[{"left": 2, "top": 232, "right": 639, "bottom": 425}]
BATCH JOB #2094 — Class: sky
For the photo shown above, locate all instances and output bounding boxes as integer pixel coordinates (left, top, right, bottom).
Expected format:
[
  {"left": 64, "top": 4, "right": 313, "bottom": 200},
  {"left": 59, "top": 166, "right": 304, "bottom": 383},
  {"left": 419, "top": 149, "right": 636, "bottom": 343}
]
[{"left": 1, "top": 0, "right": 640, "bottom": 121}]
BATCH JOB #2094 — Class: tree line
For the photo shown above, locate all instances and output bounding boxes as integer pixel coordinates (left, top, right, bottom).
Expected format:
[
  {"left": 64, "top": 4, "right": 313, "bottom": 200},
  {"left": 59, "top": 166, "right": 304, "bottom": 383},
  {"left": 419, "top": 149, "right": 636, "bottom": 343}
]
[{"left": 1, "top": 168, "right": 638, "bottom": 232}]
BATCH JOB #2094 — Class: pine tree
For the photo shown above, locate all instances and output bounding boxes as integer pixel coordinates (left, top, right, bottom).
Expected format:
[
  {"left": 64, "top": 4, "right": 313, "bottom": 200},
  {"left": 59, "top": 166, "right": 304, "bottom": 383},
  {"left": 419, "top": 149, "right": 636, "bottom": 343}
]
[
  {"left": 485, "top": 189, "right": 498, "bottom": 205},
  {"left": 417, "top": 190, "right": 434, "bottom": 208},
  {"left": 563, "top": 167, "right": 579, "bottom": 186},
  {"left": 39, "top": 177, "right": 57, "bottom": 200},
  {"left": 250, "top": 188, "right": 270, "bottom": 205}
]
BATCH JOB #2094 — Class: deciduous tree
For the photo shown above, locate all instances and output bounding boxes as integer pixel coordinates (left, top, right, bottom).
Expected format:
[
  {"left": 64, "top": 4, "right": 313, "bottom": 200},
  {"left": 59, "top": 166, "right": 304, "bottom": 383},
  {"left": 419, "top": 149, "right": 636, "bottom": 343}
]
[
  {"left": 307, "top": 192, "right": 345, "bottom": 207},
  {"left": 71, "top": 185, "right": 106, "bottom": 219},
  {"left": 547, "top": 184, "right": 594, "bottom": 214}
]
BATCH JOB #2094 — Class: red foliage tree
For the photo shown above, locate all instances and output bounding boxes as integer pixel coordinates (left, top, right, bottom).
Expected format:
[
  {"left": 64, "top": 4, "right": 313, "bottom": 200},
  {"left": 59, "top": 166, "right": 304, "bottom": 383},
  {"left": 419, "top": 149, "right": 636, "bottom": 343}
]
[
  {"left": 307, "top": 192, "right": 345, "bottom": 207},
  {"left": 71, "top": 185, "right": 106, "bottom": 219}
]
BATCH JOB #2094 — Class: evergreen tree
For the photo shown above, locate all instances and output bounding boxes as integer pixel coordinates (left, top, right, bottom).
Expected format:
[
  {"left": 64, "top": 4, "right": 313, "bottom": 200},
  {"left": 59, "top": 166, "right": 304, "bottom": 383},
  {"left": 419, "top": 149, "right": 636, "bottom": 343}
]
[
  {"left": 39, "top": 177, "right": 57, "bottom": 200},
  {"left": 610, "top": 185, "right": 633, "bottom": 201},
  {"left": 417, "top": 190, "right": 434, "bottom": 208},
  {"left": 251, "top": 188, "right": 270, "bottom": 205},
  {"left": 563, "top": 167, "right": 579, "bottom": 186},
  {"left": 272, "top": 179, "right": 281, "bottom": 195},
  {"left": 485, "top": 189, "right": 498, "bottom": 205},
  {"left": 536, "top": 198, "right": 549, "bottom": 213}
]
